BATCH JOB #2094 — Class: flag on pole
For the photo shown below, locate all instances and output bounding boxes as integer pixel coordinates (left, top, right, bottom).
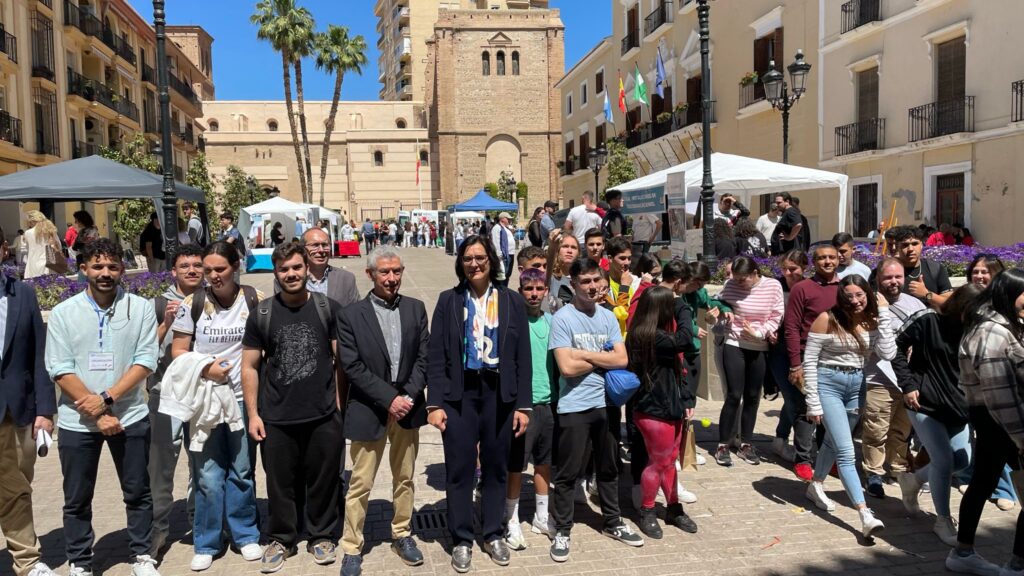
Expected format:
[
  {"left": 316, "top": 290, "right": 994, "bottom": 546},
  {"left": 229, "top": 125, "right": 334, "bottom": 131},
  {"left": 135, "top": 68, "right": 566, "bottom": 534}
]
[
  {"left": 603, "top": 86, "right": 614, "bottom": 126},
  {"left": 655, "top": 47, "right": 667, "bottom": 98},
  {"left": 634, "top": 63, "right": 649, "bottom": 108},
  {"left": 618, "top": 71, "right": 627, "bottom": 114},
  {"left": 415, "top": 139, "right": 421, "bottom": 185}
]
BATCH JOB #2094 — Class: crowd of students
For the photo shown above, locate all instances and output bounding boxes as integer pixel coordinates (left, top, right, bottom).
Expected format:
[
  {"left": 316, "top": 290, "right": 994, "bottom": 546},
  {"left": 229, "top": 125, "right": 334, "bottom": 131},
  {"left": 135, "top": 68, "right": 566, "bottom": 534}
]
[{"left": 1, "top": 210, "right": 1023, "bottom": 576}]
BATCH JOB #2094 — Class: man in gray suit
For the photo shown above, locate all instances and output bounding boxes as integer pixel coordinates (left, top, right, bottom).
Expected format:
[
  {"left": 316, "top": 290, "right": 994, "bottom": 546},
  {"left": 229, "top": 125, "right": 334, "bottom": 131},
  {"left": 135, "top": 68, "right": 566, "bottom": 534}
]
[
  {"left": 275, "top": 230, "right": 360, "bottom": 308},
  {"left": 0, "top": 226, "right": 57, "bottom": 576}
]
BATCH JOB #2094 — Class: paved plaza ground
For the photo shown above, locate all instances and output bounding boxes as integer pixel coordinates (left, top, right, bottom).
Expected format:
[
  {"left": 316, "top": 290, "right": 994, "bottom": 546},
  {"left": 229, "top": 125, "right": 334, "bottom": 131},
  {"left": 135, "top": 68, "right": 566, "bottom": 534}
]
[{"left": 1, "top": 246, "right": 1018, "bottom": 576}]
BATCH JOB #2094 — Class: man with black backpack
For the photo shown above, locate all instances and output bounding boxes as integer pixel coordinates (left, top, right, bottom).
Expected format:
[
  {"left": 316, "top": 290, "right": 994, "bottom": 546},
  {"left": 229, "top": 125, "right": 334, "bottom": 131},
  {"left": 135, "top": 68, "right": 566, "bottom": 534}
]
[{"left": 241, "top": 241, "right": 345, "bottom": 573}]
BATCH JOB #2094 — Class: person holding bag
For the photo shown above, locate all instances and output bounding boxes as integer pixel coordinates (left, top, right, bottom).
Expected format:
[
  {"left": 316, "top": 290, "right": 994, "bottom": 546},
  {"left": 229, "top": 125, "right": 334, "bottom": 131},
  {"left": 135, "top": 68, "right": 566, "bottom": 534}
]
[{"left": 24, "top": 211, "right": 62, "bottom": 279}]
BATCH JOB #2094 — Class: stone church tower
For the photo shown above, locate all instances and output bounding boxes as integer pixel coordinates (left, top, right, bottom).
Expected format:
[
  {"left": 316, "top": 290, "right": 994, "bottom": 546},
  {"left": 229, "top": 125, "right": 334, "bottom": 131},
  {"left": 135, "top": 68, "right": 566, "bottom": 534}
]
[{"left": 425, "top": 7, "right": 564, "bottom": 210}]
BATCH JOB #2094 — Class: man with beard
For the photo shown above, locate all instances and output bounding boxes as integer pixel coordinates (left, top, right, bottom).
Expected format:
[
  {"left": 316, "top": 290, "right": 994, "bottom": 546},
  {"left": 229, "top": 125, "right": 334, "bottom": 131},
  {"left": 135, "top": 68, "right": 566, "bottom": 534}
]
[
  {"left": 241, "top": 241, "right": 345, "bottom": 571},
  {"left": 275, "top": 228, "right": 359, "bottom": 308},
  {"left": 887, "top": 225, "right": 952, "bottom": 309},
  {"left": 338, "top": 247, "right": 430, "bottom": 576},
  {"left": 46, "top": 239, "right": 161, "bottom": 576},
  {"left": 148, "top": 244, "right": 204, "bottom": 556},
  {"left": 783, "top": 245, "right": 840, "bottom": 483},
  {"left": 771, "top": 193, "right": 804, "bottom": 254}
]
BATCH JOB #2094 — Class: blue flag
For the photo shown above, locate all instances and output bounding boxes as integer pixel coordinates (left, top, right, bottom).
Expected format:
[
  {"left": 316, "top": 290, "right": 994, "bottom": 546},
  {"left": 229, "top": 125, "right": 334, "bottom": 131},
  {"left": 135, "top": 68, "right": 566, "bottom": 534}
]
[
  {"left": 603, "top": 87, "right": 614, "bottom": 126},
  {"left": 655, "top": 47, "right": 666, "bottom": 98}
]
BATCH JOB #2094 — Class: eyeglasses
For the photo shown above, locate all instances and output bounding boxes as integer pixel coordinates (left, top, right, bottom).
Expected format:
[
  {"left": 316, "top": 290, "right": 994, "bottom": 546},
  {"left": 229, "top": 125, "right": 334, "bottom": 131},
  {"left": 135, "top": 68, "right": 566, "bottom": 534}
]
[{"left": 461, "top": 256, "right": 489, "bottom": 265}]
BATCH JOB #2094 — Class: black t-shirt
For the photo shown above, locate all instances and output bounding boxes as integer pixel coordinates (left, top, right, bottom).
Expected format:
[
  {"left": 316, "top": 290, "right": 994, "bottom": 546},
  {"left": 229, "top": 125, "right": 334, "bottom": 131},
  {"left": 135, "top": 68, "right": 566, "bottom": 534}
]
[
  {"left": 772, "top": 206, "right": 802, "bottom": 253},
  {"left": 140, "top": 224, "right": 166, "bottom": 260},
  {"left": 902, "top": 258, "right": 952, "bottom": 301},
  {"left": 241, "top": 295, "right": 341, "bottom": 424},
  {"left": 270, "top": 228, "right": 284, "bottom": 246}
]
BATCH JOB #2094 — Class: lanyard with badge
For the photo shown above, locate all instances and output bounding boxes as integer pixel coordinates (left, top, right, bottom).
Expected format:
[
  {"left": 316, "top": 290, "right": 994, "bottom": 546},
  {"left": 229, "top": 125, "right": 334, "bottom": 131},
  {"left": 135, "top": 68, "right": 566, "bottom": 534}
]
[{"left": 86, "top": 290, "right": 122, "bottom": 372}]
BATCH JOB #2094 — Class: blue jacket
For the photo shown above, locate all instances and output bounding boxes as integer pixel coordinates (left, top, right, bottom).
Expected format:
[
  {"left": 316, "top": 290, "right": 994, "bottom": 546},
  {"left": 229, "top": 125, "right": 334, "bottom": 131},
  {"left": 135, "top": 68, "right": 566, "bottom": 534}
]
[{"left": 0, "top": 274, "right": 55, "bottom": 426}]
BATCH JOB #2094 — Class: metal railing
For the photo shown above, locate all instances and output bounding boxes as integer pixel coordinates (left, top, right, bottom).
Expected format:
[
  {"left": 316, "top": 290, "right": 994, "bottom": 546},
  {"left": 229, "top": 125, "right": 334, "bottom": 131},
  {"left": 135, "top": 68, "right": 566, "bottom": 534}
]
[
  {"left": 142, "top": 63, "right": 155, "bottom": 84},
  {"left": 72, "top": 140, "right": 100, "bottom": 158},
  {"left": 739, "top": 81, "right": 765, "bottom": 109},
  {"left": 673, "top": 100, "right": 716, "bottom": 129},
  {"left": 66, "top": 67, "right": 118, "bottom": 112},
  {"left": 103, "top": 29, "right": 135, "bottom": 65},
  {"left": 173, "top": 165, "right": 184, "bottom": 181},
  {"left": 197, "top": 136, "right": 206, "bottom": 153},
  {"left": 0, "top": 28, "right": 17, "bottom": 63},
  {"left": 908, "top": 96, "right": 975, "bottom": 142},
  {"left": 835, "top": 118, "right": 885, "bottom": 156},
  {"left": 0, "top": 111, "right": 23, "bottom": 148},
  {"left": 644, "top": 1, "right": 674, "bottom": 37},
  {"left": 63, "top": 1, "right": 103, "bottom": 38},
  {"left": 169, "top": 74, "right": 200, "bottom": 106},
  {"left": 144, "top": 108, "right": 157, "bottom": 135},
  {"left": 1013, "top": 80, "right": 1024, "bottom": 123},
  {"left": 39, "top": 0, "right": 53, "bottom": 8},
  {"left": 620, "top": 101, "right": 717, "bottom": 149},
  {"left": 116, "top": 98, "right": 139, "bottom": 122},
  {"left": 621, "top": 30, "right": 639, "bottom": 55},
  {"left": 180, "top": 124, "right": 195, "bottom": 146},
  {"left": 841, "top": 0, "right": 882, "bottom": 34}
]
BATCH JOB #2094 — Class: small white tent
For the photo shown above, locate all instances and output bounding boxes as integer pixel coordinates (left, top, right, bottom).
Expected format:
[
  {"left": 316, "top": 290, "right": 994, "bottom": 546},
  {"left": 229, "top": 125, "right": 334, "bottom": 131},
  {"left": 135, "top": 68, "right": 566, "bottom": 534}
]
[
  {"left": 239, "top": 197, "right": 318, "bottom": 245},
  {"left": 610, "top": 152, "right": 850, "bottom": 231}
]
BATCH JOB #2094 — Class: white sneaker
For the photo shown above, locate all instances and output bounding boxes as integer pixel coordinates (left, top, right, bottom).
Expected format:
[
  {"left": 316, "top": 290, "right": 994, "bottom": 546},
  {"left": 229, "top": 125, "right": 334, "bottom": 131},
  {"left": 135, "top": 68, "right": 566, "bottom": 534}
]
[
  {"left": 859, "top": 508, "right": 885, "bottom": 539},
  {"left": 132, "top": 555, "right": 162, "bottom": 576},
  {"left": 934, "top": 516, "right": 959, "bottom": 547},
  {"left": 631, "top": 485, "right": 642, "bottom": 511},
  {"left": 771, "top": 437, "right": 796, "bottom": 462},
  {"left": 695, "top": 453, "right": 707, "bottom": 466},
  {"left": 945, "top": 549, "right": 1002, "bottom": 576},
  {"left": 189, "top": 554, "right": 212, "bottom": 572},
  {"left": 531, "top": 516, "right": 553, "bottom": 539},
  {"left": 27, "top": 562, "right": 56, "bottom": 576},
  {"left": 897, "top": 472, "right": 923, "bottom": 515},
  {"left": 66, "top": 566, "right": 92, "bottom": 576},
  {"left": 505, "top": 518, "right": 527, "bottom": 550},
  {"left": 805, "top": 481, "right": 836, "bottom": 512},
  {"left": 239, "top": 543, "right": 262, "bottom": 561},
  {"left": 677, "top": 483, "right": 698, "bottom": 504}
]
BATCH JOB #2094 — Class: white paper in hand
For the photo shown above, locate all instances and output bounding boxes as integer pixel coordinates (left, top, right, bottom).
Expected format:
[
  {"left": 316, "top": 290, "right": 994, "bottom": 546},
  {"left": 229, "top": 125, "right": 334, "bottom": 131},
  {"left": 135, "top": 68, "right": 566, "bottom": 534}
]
[{"left": 36, "top": 429, "right": 52, "bottom": 457}]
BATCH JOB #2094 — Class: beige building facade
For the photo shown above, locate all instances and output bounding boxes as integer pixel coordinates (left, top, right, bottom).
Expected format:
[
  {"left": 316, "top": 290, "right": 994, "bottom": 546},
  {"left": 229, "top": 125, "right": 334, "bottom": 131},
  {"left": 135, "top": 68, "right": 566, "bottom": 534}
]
[
  {"left": 0, "top": 0, "right": 210, "bottom": 238},
  {"left": 200, "top": 100, "right": 439, "bottom": 222},
  {"left": 819, "top": 0, "right": 1024, "bottom": 246}
]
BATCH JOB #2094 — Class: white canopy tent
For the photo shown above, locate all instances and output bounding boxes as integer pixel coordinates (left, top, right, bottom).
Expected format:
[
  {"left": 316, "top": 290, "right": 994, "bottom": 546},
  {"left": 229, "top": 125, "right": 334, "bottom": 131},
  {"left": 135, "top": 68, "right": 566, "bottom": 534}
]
[
  {"left": 451, "top": 211, "right": 485, "bottom": 220},
  {"left": 239, "top": 197, "right": 326, "bottom": 245},
  {"left": 610, "top": 152, "right": 850, "bottom": 231}
]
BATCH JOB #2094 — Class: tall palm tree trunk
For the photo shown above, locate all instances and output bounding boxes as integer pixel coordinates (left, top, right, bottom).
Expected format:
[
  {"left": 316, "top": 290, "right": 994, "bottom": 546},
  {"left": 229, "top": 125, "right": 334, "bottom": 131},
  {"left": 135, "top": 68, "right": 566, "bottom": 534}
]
[
  {"left": 294, "top": 59, "right": 315, "bottom": 204},
  {"left": 319, "top": 71, "right": 344, "bottom": 208},
  {"left": 282, "top": 53, "right": 307, "bottom": 202}
]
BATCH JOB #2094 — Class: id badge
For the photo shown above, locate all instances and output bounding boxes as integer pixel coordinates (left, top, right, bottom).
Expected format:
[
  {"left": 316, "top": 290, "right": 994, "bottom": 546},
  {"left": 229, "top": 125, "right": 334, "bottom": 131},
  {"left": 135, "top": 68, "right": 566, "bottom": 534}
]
[{"left": 88, "top": 351, "right": 114, "bottom": 372}]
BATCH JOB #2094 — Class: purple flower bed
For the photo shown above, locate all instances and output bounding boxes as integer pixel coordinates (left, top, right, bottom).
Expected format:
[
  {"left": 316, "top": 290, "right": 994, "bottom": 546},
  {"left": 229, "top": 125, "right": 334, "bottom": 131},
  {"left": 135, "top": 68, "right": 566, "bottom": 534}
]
[{"left": 24, "top": 270, "right": 172, "bottom": 311}]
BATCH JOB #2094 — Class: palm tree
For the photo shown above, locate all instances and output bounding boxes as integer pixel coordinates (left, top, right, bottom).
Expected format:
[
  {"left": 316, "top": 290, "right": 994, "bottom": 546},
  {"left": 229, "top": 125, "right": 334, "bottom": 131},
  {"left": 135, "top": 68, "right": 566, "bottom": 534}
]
[
  {"left": 291, "top": 29, "right": 315, "bottom": 203},
  {"left": 251, "top": 0, "right": 314, "bottom": 203},
  {"left": 314, "top": 25, "right": 367, "bottom": 207}
]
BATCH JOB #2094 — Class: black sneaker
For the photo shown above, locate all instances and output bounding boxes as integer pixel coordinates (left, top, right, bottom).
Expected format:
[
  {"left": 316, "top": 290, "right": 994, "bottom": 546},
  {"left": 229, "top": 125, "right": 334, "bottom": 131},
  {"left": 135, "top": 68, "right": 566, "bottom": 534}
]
[
  {"left": 340, "top": 554, "right": 362, "bottom": 576},
  {"left": 738, "top": 444, "right": 760, "bottom": 466},
  {"left": 666, "top": 503, "right": 698, "bottom": 534},
  {"left": 602, "top": 521, "right": 644, "bottom": 547},
  {"left": 391, "top": 536, "right": 424, "bottom": 566},
  {"left": 638, "top": 507, "right": 662, "bottom": 539},
  {"left": 549, "top": 532, "right": 570, "bottom": 563},
  {"left": 451, "top": 544, "right": 472, "bottom": 574},
  {"left": 715, "top": 445, "right": 733, "bottom": 467},
  {"left": 866, "top": 474, "right": 886, "bottom": 499},
  {"left": 484, "top": 538, "right": 510, "bottom": 566}
]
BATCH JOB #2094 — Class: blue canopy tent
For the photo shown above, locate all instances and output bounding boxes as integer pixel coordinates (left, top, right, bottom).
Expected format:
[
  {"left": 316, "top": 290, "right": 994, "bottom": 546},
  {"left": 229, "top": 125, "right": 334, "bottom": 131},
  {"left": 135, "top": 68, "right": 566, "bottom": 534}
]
[{"left": 452, "top": 189, "right": 518, "bottom": 212}]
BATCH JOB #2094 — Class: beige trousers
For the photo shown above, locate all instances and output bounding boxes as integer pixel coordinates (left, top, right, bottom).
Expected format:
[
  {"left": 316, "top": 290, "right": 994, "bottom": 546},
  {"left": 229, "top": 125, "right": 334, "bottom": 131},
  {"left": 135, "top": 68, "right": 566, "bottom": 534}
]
[
  {"left": 861, "top": 385, "right": 912, "bottom": 476},
  {"left": 0, "top": 414, "right": 41, "bottom": 575}
]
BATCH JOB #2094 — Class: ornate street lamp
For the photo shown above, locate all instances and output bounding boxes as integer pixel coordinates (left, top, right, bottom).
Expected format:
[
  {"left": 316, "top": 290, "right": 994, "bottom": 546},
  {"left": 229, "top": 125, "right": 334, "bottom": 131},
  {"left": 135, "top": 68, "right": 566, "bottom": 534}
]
[
  {"left": 762, "top": 49, "right": 812, "bottom": 164},
  {"left": 697, "top": 0, "right": 716, "bottom": 268},
  {"left": 588, "top": 145, "right": 607, "bottom": 198},
  {"left": 153, "top": 0, "right": 178, "bottom": 270}
]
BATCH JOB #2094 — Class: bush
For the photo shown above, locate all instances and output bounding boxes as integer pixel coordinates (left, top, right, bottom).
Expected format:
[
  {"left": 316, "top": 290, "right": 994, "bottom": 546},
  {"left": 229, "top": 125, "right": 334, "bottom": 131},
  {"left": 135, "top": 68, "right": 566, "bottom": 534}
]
[{"left": 26, "top": 270, "right": 172, "bottom": 311}]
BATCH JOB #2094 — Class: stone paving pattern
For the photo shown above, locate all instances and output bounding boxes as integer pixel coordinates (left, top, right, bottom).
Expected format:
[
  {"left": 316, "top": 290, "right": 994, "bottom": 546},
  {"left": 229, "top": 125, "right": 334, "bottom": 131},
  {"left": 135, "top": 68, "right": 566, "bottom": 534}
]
[{"left": 0, "top": 247, "right": 1016, "bottom": 575}]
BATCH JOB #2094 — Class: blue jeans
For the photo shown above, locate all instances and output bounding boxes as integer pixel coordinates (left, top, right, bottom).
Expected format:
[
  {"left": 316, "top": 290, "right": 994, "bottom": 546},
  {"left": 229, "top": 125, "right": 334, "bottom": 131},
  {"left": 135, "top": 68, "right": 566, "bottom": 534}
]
[
  {"left": 907, "top": 410, "right": 971, "bottom": 518},
  {"left": 191, "top": 403, "right": 260, "bottom": 555},
  {"left": 812, "top": 367, "right": 866, "bottom": 507}
]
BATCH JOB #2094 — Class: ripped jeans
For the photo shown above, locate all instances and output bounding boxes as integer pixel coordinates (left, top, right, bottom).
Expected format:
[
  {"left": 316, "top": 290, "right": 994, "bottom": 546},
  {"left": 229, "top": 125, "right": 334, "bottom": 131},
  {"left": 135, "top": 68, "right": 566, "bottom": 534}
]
[{"left": 812, "top": 367, "right": 867, "bottom": 507}]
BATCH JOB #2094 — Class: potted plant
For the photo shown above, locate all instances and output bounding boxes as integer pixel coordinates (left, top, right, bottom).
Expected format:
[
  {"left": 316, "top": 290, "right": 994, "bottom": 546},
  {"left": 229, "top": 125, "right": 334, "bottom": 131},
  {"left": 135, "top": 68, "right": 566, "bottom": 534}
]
[
  {"left": 674, "top": 103, "right": 689, "bottom": 114},
  {"left": 556, "top": 160, "right": 565, "bottom": 168},
  {"left": 739, "top": 71, "right": 759, "bottom": 87},
  {"left": 656, "top": 111, "right": 673, "bottom": 124}
]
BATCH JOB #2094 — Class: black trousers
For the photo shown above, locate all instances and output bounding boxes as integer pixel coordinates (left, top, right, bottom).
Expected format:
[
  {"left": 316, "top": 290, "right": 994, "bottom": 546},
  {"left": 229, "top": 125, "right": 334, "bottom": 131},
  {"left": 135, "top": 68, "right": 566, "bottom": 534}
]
[
  {"left": 59, "top": 419, "right": 152, "bottom": 570},
  {"left": 958, "top": 406, "right": 1024, "bottom": 556},
  {"left": 719, "top": 345, "right": 765, "bottom": 444},
  {"left": 552, "top": 407, "right": 621, "bottom": 533},
  {"left": 441, "top": 371, "right": 515, "bottom": 546},
  {"left": 262, "top": 411, "right": 344, "bottom": 548}
]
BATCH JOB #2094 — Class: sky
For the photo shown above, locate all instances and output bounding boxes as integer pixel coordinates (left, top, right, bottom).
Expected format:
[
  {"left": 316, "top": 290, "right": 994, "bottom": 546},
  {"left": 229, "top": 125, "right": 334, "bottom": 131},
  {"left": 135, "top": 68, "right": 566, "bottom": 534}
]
[{"left": 126, "top": 0, "right": 612, "bottom": 102}]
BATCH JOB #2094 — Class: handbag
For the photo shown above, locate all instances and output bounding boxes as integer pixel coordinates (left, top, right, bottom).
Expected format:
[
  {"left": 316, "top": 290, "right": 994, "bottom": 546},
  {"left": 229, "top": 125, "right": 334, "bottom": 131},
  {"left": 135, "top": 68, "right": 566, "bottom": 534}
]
[
  {"left": 605, "top": 369, "right": 641, "bottom": 407},
  {"left": 45, "top": 241, "right": 68, "bottom": 274}
]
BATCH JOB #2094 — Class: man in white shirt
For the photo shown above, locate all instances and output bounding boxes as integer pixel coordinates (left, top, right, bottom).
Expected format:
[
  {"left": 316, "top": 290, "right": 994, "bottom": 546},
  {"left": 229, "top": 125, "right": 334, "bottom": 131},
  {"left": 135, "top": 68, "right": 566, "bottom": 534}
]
[
  {"left": 491, "top": 212, "right": 516, "bottom": 287},
  {"left": 630, "top": 213, "right": 661, "bottom": 254},
  {"left": 712, "top": 194, "right": 740, "bottom": 223},
  {"left": 833, "top": 233, "right": 872, "bottom": 280},
  {"left": 756, "top": 205, "right": 781, "bottom": 248},
  {"left": 564, "top": 191, "right": 602, "bottom": 248},
  {"left": 340, "top": 221, "right": 354, "bottom": 241}
]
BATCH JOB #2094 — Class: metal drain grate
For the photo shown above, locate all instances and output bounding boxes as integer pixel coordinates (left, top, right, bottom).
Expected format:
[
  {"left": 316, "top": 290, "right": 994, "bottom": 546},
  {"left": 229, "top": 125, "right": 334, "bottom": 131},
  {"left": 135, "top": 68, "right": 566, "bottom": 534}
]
[{"left": 412, "top": 508, "right": 447, "bottom": 532}]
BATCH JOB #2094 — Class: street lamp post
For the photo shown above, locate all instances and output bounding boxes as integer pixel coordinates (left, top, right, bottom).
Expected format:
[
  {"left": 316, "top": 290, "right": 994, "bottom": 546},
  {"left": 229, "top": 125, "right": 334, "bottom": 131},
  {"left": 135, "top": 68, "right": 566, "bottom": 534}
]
[
  {"left": 588, "top": 145, "right": 607, "bottom": 198},
  {"left": 697, "top": 0, "right": 716, "bottom": 268},
  {"left": 153, "top": 0, "right": 178, "bottom": 270},
  {"left": 761, "top": 49, "right": 812, "bottom": 164}
]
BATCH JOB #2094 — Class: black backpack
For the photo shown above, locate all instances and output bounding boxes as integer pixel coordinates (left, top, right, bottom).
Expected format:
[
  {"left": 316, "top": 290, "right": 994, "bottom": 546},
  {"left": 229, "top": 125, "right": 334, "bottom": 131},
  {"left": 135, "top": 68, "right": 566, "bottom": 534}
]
[{"left": 252, "top": 292, "right": 334, "bottom": 348}]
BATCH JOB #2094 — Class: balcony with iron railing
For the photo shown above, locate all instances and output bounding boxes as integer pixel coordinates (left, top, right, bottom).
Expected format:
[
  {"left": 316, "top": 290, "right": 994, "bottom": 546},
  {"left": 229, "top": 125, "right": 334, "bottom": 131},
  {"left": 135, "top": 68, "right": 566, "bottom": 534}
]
[
  {"left": 169, "top": 74, "right": 200, "bottom": 107},
  {"left": 841, "top": 0, "right": 882, "bottom": 34},
  {"left": 32, "top": 52, "right": 55, "bottom": 82},
  {"left": 103, "top": 29, "right": 136, "bottom": 66},
  {"left": 739, "top": 81, "right": 765, "bottom": 109},
  {"left": 0, "top": 111, "right": 23, "bottom": 148},
  {"left": 116, "top": 97, "right": 139, "bottom": 123},
  {"left": 1013, "top": 80, "right": 1024, "bottom": 123},
  {"left": 197, "top": 136, "right": 206, "bottom": 153},
  {"left": 39, "top": 0, "right": 53, "bottom": 8},
  {"left": 621, "top": 29, "right": 640, "bottom": 56},
  {"left": 63, "top": 1, "right": 103, "bottom": 39},
  {"left": 835, "top": 118, "right": 885, "bottom": 156},
  {"left": 622, "top": 101, "right": 717, "bottom": 149},
  {"left": 908, "top": 96, "right": 975, "bottom": 143},
  {"left": 644, "top": 1, "right": 674, "bottom": 38},
  {"left": 72, "top": 140, "right": 100, "bottom": 158},
  {"left": 180, "top": 124, "right": 195, "bottom": 146},
  {"left": 66, "top": 67, "right": 117, "bottom": 111},
  {"left": 674, "top": 100, "right": 716, "bottom": 129},
  {"left": 142, "top": 63, "right": 155, "bottom": 84},
  {"left": 36, "top": 137, "right": 59, "bottom": 157},
  {"left": 0, "top": 28, "right": 18, "bottom": 63}
]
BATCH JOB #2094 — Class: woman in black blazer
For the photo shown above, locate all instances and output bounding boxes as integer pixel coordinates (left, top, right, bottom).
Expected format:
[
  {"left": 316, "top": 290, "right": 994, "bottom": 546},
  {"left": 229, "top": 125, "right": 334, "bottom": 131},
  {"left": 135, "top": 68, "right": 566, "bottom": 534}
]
[{"left": 427, "top": 235, "right": 532, "bottom": 573}]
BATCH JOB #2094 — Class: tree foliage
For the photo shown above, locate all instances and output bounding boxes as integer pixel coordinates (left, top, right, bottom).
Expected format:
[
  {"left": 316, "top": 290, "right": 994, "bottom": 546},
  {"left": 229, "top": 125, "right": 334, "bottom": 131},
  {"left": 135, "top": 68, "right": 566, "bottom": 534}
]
[
  {"left": 219, "top": 166, "right": 266, "bottom": 223},
  {"left": 497, "top": 170, "right": 519, "bottom": 203},
  {"left": 100, "top": 134, "right": 159, "bottom": 249},
  {"left": 604, "top": 139, "right": 637, "bottom": 195},
  {"left": 484, "top": 182, "right": 500, "bottom": 199},
  {"left": 516, "top": 181, "right": 528, "bottom": 203}
]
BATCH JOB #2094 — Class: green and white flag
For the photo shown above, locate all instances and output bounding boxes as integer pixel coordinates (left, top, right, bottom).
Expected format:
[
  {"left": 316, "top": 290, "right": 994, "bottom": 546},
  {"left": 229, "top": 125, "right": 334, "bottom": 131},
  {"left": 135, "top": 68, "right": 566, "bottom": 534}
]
[{"left": 634, "top": 63, "right": 649, "bottom": 108}]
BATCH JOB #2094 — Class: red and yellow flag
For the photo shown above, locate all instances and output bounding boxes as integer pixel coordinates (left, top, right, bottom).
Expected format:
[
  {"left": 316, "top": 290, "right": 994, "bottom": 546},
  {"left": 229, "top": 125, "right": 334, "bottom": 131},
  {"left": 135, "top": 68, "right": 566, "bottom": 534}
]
[{"left": 618, "top": 71, "right": 627, "bottom": 114}]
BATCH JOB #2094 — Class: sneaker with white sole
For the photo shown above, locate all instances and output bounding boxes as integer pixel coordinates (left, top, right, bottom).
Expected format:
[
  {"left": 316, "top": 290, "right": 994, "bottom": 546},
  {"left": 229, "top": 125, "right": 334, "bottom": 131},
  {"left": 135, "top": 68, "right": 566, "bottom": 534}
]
[
  {"left": 190, "top": 554, "right": 213, "bottom": 572},
  {"left": 26, "top": 562, "right": 56, "bottom": 576},
  {"left": 934, "top": 516, "right": 959, "bottom": 546},
  {"left": 945, "top": 548, "right": 1001, "bottom": 576},
  {"left": 131, "top": 555, "right": 161, "bottom": 576},
  {"left": 531, "top": 516, "right": 553, "bottom": 539},
  {"left": 677, "top": 483, "right": 698, "bottom": 504},
  {"left": 897, "top": 472, "right": 923, "bottom": 515},
  {"left": 505, "top": 518, "right": 526, "bottom": 551},
  {"left": 602, "top": 521, "right": 644, "bottom": 547},
  {"left": 66, "top": 566, "right": 92, "bottom": 576},
  {"left": 549, "top": 533, "right": 570, "bottom": 563},
  {"left": 859, "top": 508, "right": 885, "bottom": 539},
  {"left": 805, "top": 481, "right": 835, "bottom": 512},
  {"left": 695, "top": 453, "right": 707, "bottom": 466},
  {"left": 240, "top": 543, "right": 263, "bottom": 562}
]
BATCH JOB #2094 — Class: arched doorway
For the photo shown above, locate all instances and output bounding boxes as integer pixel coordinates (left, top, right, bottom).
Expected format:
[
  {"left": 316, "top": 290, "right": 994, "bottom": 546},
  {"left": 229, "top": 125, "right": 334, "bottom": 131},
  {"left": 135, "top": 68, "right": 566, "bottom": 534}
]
[{"left": 484, "top": 134, "right": 521, "bottom": 184}]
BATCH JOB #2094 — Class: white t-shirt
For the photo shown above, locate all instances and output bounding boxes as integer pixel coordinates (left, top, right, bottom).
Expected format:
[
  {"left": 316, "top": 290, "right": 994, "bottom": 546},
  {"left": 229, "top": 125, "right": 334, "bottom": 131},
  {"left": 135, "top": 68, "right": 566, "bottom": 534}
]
[
  {"left": 631, "top": 213, "right": 659, "bottom": 244},
  {"left": 388, "top": 223, "right": 398, "bottom": 236},
  {"left": 171, "top": 288, "right": 264, "bottom": 399},
  {"left": 566, "top": 205, "right": 601, "bottom": 246},
  {"left": 341, "top": 224, "right": 354, "bottom": 240},
  {"left": 756, "top": 212, "right": 780, "bottom": 241}
]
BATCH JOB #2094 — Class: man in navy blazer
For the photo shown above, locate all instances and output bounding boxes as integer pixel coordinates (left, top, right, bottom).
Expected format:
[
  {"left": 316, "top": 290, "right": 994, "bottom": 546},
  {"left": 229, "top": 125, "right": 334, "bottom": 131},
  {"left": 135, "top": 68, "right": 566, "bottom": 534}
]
[{"left": 0, "top": 225, "right": 57, "bottom": 576}]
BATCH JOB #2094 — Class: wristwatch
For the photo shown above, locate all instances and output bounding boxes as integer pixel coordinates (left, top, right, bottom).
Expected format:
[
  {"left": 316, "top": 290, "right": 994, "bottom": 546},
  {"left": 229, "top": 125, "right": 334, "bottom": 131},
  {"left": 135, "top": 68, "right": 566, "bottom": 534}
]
[
  {"left": 100, "top": 391, "right": 114, "bottom": 406},
  {"left": 924, "top": 291, "right": 934, "bottom": 302}
]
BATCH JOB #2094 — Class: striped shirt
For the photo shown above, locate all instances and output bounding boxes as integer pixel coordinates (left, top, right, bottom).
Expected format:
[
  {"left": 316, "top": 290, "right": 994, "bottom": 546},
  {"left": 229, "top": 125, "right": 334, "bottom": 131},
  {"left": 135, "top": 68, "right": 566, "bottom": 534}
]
[{"left": 718, "top": 276, "right": 784, "bottom": 352}]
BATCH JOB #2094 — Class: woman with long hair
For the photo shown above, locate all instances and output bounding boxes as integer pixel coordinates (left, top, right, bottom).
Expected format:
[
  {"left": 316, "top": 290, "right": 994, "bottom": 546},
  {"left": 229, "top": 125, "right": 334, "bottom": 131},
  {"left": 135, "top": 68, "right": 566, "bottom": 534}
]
[
  {"left": 712, "top": 219, "right": 737, "bottom": 261},
  {"left": 769, "top": 249, "right": 809, "bottom": 461},
  {"left": 544, "top": 231, "right": 579, "bottom": 313},
  {"left": 528, "top": 207, "right": 545, "bottom": 247},
  {"left": 967, "top": 254, "right": 1005, "bottom": 288},
  {"left": 949, "top": 268, "right": 1024, "bottom": 575},
  {"left": 23, "top": 210, "right": 60, "bottom": 279},
  {"left": 893, "top": 284, "right": 982, "bottom": 545},
  {"left": 714, "top": 256, "right": 784, "bottom": 467},
  {"left": 803, "top": 274, "right": 895, "bottom": 538},
  {"left": 170, "top": 241, "right": 262, "bottom": 571},
  {"left": 626, "top": 286, "right": 698, "bottom": 539},
  {"left": 733, "top": 218, "right": 769, "bottom": 257}
]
